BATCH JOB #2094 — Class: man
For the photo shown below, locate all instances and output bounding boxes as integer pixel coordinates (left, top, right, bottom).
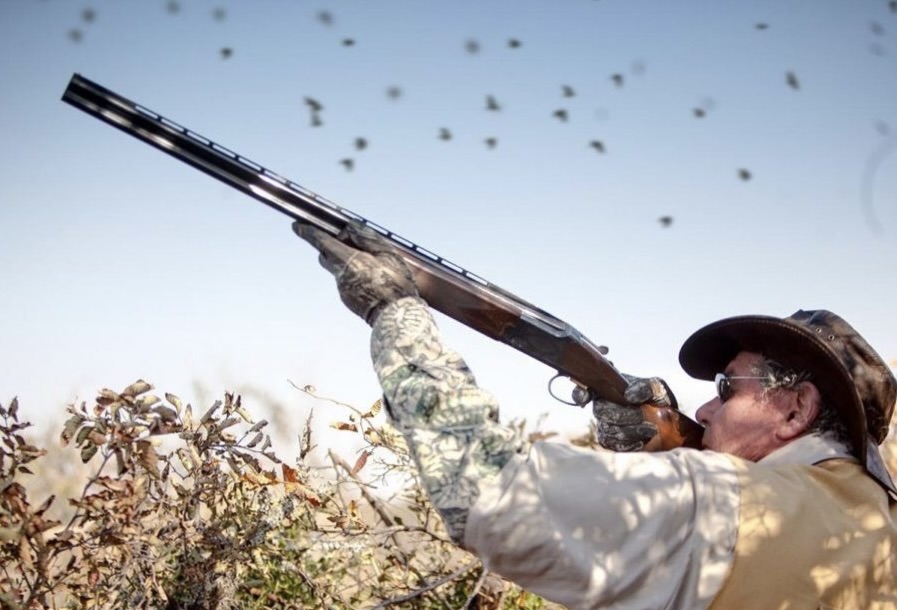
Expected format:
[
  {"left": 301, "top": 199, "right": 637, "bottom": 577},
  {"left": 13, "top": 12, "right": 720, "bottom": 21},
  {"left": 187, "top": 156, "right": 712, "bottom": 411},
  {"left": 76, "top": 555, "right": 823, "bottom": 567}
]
[{"left": 294, "top": 221, "right": 897, "bottom": 609}]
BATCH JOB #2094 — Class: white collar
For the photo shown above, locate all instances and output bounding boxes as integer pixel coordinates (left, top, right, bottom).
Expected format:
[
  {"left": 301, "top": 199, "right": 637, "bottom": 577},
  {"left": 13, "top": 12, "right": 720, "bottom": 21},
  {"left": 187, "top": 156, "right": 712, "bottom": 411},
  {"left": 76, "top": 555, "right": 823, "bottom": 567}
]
[{"left": 758, "top": 433, "right": 854, "bottom": 468}]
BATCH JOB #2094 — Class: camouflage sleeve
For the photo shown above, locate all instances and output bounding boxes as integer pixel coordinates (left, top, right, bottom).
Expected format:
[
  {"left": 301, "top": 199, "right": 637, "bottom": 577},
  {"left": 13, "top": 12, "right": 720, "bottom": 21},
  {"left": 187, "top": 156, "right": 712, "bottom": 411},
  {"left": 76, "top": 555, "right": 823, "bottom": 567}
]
[{"left": 370, "top": 296, "right": 524, "bottom": 543}]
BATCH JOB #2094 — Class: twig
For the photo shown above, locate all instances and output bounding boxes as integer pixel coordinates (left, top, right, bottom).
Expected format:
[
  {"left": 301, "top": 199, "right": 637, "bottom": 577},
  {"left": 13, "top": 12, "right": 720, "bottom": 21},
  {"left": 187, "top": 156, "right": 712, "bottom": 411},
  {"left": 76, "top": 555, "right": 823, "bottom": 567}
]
[
  {"left": 369, "top": 561, "right": 481, "bottom": 610},
  {"left": 461, "top": 565, "right": 490, "bottom": 610},
  {"left": 328, "top": 449, "right": 395, "bottom": 527},
  {"left": 366, "top": 524, "right": 451, "bottom": 543},
  {"left": 288, "top": 380, "right": 365, "bottom": 415}
]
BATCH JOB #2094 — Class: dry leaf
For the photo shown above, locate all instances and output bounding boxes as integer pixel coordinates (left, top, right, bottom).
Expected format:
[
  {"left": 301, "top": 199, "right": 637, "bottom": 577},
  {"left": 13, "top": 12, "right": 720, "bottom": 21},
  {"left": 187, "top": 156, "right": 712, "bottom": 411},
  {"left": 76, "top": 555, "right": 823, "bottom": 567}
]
[
  {"left": 282, "top": 463, "right": 299, "bottom": 483},
  {"left": 330, "top": 421, "right": 358, "bottom": 432},
  {"left": 60, "top": 416, "right": 84, "bottom": 447},
  {"left": 165, "top": 392, "right": 182, "bottom": 411},
  {"left": 350, "top": 450, "right": 371, "bottom": 476},
  {"left": 121, "top": 380, "right": 153, "bottom": 398},
  {"left": 363, "top": 428, "right": 383, "bottom": 446},
  {"left": 362, "top": 399, "right": 382, "bottom": 419},
  {"left": 80, "top": 444, "right": 98, "bottom": 463},
  {"left": 137, "top": 440, "right": 160, "bottom": 479},
  {"left": 135, "top": 394, "right": 161, "bottom": 409}
]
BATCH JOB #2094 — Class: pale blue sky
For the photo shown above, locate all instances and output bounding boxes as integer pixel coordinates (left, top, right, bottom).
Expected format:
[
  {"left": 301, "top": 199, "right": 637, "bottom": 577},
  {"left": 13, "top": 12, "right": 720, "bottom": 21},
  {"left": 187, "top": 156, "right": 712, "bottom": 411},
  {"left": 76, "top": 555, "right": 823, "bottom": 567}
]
[{"left": 1, "top": 1, "right": 895, "bottom": 445}]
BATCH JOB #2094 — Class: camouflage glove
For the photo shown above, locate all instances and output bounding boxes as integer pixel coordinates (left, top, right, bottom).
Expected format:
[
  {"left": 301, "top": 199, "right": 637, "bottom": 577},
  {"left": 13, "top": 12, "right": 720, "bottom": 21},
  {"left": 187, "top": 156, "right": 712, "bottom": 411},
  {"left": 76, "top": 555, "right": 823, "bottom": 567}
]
[
  {"left": 592, "top": 376, "right": 677, "bottom": 452},
  {"left": 293, "top": 220, "right": 419, "bottom": 325}
]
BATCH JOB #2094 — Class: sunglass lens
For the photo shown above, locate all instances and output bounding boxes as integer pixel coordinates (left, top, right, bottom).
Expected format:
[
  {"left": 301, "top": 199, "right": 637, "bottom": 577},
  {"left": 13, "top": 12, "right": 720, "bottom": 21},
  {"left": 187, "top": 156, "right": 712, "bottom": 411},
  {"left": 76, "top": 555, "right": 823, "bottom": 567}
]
[{"left": 716, "top": 374, "right": 731, "bottom": 403}]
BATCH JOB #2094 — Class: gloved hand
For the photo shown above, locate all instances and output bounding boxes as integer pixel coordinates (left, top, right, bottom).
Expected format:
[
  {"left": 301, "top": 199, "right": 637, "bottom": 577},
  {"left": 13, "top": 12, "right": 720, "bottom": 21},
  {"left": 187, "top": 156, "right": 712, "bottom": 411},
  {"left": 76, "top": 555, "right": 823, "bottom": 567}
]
[
  {"left": 592, "top": 376, "right": 678, "bottom": 452},
  {"left": 293, "top": 220, "right": 419, "bottom": 325}
]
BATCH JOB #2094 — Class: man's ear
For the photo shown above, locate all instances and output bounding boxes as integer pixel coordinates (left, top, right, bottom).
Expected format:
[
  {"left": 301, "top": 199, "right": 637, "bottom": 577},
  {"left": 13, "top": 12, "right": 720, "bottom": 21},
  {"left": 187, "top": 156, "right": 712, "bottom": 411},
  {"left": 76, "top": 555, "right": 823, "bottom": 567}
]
[{"left": 776, "top": 381, "right": 822, "bottom": 441}]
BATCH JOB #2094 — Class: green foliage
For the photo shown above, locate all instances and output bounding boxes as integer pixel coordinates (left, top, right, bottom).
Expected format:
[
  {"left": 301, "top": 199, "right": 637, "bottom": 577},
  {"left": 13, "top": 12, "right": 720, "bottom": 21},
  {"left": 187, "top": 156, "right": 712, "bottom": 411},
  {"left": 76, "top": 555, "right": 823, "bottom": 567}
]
[{"left": 0, "top": 384, "right": 557, "bottom": 609}]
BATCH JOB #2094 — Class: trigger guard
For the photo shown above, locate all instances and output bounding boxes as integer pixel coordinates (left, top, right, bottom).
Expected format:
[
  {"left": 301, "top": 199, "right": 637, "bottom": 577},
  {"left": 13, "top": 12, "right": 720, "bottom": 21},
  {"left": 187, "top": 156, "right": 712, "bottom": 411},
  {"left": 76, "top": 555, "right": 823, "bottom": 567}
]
[{"left": 548, "top": 373, "right": 592, "bottom": 407}]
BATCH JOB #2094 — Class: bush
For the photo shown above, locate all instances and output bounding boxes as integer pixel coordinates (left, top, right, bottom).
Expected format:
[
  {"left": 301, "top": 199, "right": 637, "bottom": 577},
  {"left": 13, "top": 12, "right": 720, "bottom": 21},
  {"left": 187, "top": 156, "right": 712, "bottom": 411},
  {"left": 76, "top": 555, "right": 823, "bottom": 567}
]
[{"left": 0, "top": 383, "right": 555, "bottom": 609}]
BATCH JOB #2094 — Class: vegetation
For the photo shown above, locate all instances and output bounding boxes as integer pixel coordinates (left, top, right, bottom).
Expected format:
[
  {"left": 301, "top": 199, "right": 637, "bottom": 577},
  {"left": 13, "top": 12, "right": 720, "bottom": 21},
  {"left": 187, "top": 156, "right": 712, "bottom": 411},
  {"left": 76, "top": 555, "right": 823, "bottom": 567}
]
[{"left": 0, "top": 382, "right": 557, "bottom": 609}]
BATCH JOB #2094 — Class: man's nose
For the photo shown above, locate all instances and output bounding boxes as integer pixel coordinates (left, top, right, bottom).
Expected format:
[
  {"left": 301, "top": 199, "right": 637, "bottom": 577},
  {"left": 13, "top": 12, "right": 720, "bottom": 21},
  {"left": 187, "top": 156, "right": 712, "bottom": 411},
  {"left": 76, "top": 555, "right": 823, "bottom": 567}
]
[{"left": 695, "top": 398, "right": 719, "bottom": 425}]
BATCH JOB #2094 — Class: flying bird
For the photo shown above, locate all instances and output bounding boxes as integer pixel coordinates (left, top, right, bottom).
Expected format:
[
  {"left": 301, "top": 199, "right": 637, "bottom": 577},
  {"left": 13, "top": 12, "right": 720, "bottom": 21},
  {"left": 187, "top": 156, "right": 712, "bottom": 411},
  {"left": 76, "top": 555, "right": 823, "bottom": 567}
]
[
  {"left": 890, "top": 1, "right": 897, "bottom": 13},
  {"left": 438, "top": 128, "right": 452, "bottom": 141},
  {"left": 212, "top": 7, "right": 226, "bottom": 21},
  {"left": 589, "top": 140, "right": 605, "bottom": 153},
  {"left": 485, "top": 95, "right": 501, "bottom": 111},
  {"left": 82, "top": 8, "right": 96, "bottom": 23},
  {"left": 738, "top": 168, "right": 752, "bottom": 181},
  {"left": 354, "top": 137, "right": 368, "bottom": 151},
  {"left": 658, "top": 216, "right": 673, "bottom": 228},
  {"left": 342, "top": 38, "right": 355, "bottom": 46},
  {"left": 561, "top": 85, "right": 576, "bottom": 98},
  {"left": 693, "top": 97, "right": 716, "bottom": 118},
  {"left": 68, "top": 29, "right": 83, "bottom": 43},
  {"left": 339, "top": 158, "right": 354, "bottom": 171},
  {"left": 755, "top": 23, "right": 769, "bottom": 30},
  {"left": 304, "top": 97, "right": 323, "bottom": 112},
  {"left": 611, "top": 73, "right": 624, "bottom": 88},
  {"left": 304, "top": 97, "right": 323, "bottom": 126},
  {"left": 552, "top": 109, "right": 569, "bottom": 122},
  {"left": 465, "top": 39, "right": 481, "bottom": 54},
  {"left": 386, "top": 86, "right": 403, "bottom": 100},
  {"left": 166, "top": 1, "right": 180, "bottom": 14},
  {"left": 870, "top": 20, "right": 885, "bottom": 36},
  {"left": 484, "top": 137, "right": 498, "bottom": 149},
  {"left": 316, "top": 10, "right": 334, "bottom": 26},
  {"left": 219, "top": 47, "right": 233, "bottom": 60},
  {"left": 507, "top": 38, "right": 522, "bottom": 48},
  {"left": 786, "top": 71, "right": 800, "bottom": 90}
]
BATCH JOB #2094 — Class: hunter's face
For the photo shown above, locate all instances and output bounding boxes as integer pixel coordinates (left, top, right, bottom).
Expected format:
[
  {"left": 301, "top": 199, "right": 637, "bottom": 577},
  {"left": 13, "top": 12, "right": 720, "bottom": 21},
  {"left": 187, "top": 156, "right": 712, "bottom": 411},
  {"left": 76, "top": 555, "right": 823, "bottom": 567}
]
[{"left": 694, "top": 351, "right": 794, "bottom": 461}]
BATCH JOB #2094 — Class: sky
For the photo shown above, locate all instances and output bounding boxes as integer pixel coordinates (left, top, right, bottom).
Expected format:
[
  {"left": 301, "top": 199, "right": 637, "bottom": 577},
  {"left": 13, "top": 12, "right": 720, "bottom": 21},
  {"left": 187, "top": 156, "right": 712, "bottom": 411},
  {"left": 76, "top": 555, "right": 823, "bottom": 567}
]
[{"left": 1, "top": 0, "right": 896, "bottom": 452}]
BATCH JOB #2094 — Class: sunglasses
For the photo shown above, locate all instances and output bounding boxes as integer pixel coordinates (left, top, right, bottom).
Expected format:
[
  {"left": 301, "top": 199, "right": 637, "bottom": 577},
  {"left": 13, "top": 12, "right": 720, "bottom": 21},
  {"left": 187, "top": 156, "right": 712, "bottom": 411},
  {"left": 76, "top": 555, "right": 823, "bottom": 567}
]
[{"left": 714, "top": 372, "right": 767, "bottom": 403}]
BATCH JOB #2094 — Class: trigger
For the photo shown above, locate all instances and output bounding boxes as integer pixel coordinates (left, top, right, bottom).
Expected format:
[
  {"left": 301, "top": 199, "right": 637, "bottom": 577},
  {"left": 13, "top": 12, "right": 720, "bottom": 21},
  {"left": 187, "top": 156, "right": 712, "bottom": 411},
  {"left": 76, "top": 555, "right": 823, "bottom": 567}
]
[{"left": 571, "top": 385, "right": 592, "bottom": 406}]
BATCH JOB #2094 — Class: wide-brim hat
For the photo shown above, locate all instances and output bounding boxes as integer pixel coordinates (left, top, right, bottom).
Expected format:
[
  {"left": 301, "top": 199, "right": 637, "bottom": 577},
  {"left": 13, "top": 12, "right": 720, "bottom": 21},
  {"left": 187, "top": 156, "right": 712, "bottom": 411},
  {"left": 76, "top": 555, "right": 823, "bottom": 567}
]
[{"left": 679, "top": 310, "right": 896, "bottom": 495}]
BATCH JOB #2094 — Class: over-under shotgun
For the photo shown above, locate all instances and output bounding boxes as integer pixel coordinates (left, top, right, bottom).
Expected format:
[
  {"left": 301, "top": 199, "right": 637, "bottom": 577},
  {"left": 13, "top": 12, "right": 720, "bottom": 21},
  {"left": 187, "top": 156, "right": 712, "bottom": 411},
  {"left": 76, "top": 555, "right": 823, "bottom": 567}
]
[{"left": 61, "top": 73, "right": 703, "bottom": 451}]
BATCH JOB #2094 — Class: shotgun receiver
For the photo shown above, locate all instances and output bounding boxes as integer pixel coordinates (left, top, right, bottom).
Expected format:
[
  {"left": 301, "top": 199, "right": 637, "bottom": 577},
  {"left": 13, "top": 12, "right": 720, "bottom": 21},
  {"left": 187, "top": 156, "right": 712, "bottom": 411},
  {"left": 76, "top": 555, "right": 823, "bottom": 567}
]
[{"left": 61, "top": 73, "right": 703, "bottom": 451}]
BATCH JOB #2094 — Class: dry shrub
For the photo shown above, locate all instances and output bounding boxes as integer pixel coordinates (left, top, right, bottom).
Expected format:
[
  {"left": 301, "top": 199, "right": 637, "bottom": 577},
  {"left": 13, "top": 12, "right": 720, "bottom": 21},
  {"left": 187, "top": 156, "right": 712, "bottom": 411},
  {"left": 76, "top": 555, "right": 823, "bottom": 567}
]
[{"left": 0, "top": 383, "right": 553, "bottom": 610}]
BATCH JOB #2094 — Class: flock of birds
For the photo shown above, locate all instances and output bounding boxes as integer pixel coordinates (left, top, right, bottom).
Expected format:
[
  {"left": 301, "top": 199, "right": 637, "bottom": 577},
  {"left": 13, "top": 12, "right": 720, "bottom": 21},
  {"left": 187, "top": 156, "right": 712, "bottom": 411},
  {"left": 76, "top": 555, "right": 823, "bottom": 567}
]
[
  {"left": 64, "top": 2, "right": 896, "bottom": 230},
  {"left": 292, "top": 8, "right": 789, "bottom": 215}
]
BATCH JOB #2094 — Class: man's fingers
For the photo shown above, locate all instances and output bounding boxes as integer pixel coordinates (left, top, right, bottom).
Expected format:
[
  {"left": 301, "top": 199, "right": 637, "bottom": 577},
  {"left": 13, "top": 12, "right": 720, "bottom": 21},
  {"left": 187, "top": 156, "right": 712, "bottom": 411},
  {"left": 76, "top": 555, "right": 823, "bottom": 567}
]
[
  {"left": 293, "top": 221, "right": 358, "bottom": 274},
  {"left": 341, "top": 222, "right": 395, "bottom": 255},
  {"left": 624, "top": 377, "right": 677, "bottom": 409},
  {"left": 292, "top": 220, "right": 327, "bottom": 246},
  {"left": 595, "top": 420, "right": 658, "bottom": 452},
  {"left": 593, "top": 401, "right": 644, "bottom": 426}
]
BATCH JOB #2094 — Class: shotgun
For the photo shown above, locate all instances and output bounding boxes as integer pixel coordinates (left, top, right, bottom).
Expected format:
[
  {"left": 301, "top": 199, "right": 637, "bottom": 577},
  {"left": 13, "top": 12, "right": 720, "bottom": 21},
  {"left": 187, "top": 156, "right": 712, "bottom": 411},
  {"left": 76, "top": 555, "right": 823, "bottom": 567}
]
[{"left": 61, "top": 73, "right": 703, "bottom": 451}]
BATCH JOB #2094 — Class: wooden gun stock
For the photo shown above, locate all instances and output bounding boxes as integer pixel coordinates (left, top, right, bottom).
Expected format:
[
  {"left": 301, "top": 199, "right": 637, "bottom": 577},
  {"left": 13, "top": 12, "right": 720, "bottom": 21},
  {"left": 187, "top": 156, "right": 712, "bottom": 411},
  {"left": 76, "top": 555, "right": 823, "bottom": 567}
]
[
  {"left": 641, "top": 405, "right": 705, "bottom": 451},
  {"left": 61, "top": 73, "right": 704, "bottom": 451}
]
